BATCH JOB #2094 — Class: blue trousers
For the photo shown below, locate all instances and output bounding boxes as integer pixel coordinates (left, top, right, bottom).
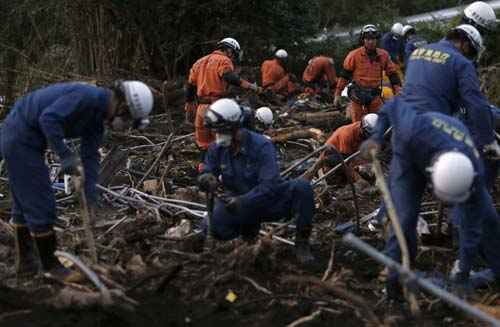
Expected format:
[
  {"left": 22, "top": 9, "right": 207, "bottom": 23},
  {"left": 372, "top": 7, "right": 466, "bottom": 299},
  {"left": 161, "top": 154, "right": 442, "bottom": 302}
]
[
  {"left": 1, "top": 110, "right": 56, "bottom": 233},
  {"left": 384, "top": 151, "right": 426, "bottom": 274},
  {"left": 450, "top": 156, "right": 500, "bottom": 275},
  {"left": 385, "top": 152, "right": 500, "bottom": 288},
  {"left": 203, "top": 179, "right": 314, "bottom": 240}
]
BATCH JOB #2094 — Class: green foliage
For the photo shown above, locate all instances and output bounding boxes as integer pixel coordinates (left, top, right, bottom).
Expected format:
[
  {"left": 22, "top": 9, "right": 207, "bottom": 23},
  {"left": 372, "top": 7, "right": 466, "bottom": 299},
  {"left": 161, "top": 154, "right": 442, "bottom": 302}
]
[{"left": 0, "top": 0, "right": 497, "bottom": 106}]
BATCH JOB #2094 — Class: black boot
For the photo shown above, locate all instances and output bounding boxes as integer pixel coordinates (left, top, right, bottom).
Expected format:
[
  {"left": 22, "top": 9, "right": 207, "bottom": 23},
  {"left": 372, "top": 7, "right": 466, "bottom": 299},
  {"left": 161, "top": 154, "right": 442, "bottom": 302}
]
[
  {"left": 13, "top": 224, "right": 38, "bottom": 278},
  {"left": 32, "top": 231, "right": 80, "bottom": 282},
  {"left": 295, "top": 226, "right": 315, "bottom": 264}
]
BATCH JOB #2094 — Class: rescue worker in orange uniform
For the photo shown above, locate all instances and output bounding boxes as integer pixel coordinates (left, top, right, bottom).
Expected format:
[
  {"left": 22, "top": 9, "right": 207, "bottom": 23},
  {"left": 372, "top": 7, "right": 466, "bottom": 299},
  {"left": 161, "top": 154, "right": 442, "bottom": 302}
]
[
  {"left": 334, "top": 25, "right": 402, "bottom": 122},
  {"left": 261, "top": 49, "right": 296, "bottom": 97},
  {"left": 325, "top": 113, "right": 378, "bottom": 157},
  {"left": 319, "top": 114, "right": 378, "bottom": 181},
  {"left": 184, "top": 37, "right": 261, "bottom": 155},
  {"left": 302, "top": 55, "right": 337, "bottom": 97}
]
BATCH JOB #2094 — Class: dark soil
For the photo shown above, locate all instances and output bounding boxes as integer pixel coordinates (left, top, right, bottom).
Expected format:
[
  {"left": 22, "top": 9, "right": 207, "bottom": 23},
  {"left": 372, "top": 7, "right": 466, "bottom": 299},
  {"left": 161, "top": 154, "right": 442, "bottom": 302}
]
[{"left": 0, "top": 94, "right": 498, "bottom": 327}]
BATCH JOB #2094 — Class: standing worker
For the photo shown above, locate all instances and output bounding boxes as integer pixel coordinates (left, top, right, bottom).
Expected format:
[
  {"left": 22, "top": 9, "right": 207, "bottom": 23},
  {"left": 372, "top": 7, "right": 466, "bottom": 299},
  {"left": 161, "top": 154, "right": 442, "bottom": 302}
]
[
  {"left": 461, "top": 1, "right": 498, "bottom": 34},
  {"left": 334, "top": 24, "right": 402, "bottom": 122},
  {"left": 374, "top": 24, "right": 497, "bottom": 155},
  {"left": 184, "top": 37, "right": 262, "bottom": 157},
  {"left": 302, "top": 54, "right": 337, "bottom": 98},
  {"left": 197, "top": 98, "right": 316, "bottom": 264},
  {"left": 381, "top": 22, "right": 405, "bottom": 65},
  {"left": 2, "top": 81, "right": 153, "bottom": 281},
  {"left": 261, "top": 49, "right": 296, "bottom": 97},
  {"left": 402, "top": 25, "right": 428, "bottom": 64},
  {"left": 370, "top": 24, "right": 498, "bottom": 239}
]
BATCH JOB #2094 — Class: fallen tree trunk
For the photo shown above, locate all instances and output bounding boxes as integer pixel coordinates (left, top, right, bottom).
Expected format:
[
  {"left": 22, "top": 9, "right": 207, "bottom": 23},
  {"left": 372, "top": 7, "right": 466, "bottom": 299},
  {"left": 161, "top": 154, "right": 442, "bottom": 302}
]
[
  {"left": 289, "top": 111, "right": 350, "bottom": 129},
  {"left": 269, "top": 127, "right": 324, "bottom": 143}
]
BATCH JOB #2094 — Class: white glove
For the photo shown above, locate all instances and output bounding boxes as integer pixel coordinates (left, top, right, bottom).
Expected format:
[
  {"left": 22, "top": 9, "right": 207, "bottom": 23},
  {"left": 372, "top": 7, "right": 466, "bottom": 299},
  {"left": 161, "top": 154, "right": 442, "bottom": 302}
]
[{"left": 483, "top": 140, "right": 500, "bottom": 159}]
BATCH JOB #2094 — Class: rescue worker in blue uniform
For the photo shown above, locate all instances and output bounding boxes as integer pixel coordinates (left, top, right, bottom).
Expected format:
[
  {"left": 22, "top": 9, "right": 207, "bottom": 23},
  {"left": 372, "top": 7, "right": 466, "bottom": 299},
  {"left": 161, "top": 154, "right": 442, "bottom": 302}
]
[
  {"left": 362, "top": 98, "right": 500, "bottom": 298},
  {"left": 362, "top": 24, "right": 500, "bottom": 297},
  {"left": 2, "top": 81, "right": 154, "bottom": 281},
  {"left": 197, "top": 98, "right": 315, "bottom": 264},
  {"left": 371, "top": 24, "right": 499, "bottom": 225},
  {"left": 381, "top": 23, "right": 405, "bottom": 64},
  {"left": 402, "top": 25, "right": 428, "bottom": 65},
  {"left": 376, "top": 24, "right": 497, "bottom": 152}
]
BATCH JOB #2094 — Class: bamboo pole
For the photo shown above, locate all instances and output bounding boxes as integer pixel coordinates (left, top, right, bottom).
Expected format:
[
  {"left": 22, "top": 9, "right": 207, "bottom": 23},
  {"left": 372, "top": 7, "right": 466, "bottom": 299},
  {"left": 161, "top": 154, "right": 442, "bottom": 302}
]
[{"left": 370, "top": 149, "right": 420, "bottom": 315}]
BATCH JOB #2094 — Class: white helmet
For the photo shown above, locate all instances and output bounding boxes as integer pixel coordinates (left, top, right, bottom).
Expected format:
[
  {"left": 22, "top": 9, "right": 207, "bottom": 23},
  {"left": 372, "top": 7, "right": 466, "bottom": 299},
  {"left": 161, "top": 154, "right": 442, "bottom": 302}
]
[
  {"left": 218, "top": 37, "right": 241, "bottom": 53},
  {"left": 120, "top": 81, "right": 154, "bottom": 129},
  {"left": 255, "top": 107, "right": 274, "bottom": 127},
  {"left": 275, "top": 49, "right": 288, "bottom": 59},
  {"left": 402, "top": 25, "right": 415, "bottom": 37},
  {"left": 361, "top": 24, "right": 380, "bottom": 39},
  {"left": 205, "top": 98, "right": 242, "bottom": 130},
  {"left": 361, "top": 113, "right": 378, "bottom": 134},
  {"left": 429, "top": 151, "right": 475, "bottom": 203},
  {"left": 464, "top": 1, "right": 498, "bottom": 31},
  {"left": 455, "top": 24, "right": 484, "bottom": 55},
  {"left": 391, "top": 23, "right": 404, "bottom": 36}
]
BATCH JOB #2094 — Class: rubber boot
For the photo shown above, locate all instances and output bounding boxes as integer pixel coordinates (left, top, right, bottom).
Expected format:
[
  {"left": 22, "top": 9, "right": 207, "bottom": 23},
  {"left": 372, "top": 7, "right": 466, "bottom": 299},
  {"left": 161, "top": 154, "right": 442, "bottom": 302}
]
[
  {"left": 13, "top": 224, "right": 38, "bottom": 279},
  {"left": 32, "top": 231, "right": 81, "bottom": 283},
  {"left": 295, "top": 226, "right": 315, "bottom": 264}
]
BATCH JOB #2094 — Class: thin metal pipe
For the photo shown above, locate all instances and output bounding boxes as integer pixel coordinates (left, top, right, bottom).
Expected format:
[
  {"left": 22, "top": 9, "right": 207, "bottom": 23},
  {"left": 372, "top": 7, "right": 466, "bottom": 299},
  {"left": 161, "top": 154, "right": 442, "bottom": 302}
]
[{"left": 343, "top": 233, "right": 500, "bottom": 327}]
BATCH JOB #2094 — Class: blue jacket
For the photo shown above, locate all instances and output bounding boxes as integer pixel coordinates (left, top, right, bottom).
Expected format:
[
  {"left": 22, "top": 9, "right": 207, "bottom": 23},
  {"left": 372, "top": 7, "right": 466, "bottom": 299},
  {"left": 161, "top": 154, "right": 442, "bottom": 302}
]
[
  {"left": 202, "top": 128, "right": 288, "bottom": 208},
  {"left": 381, "top": 32, "right": 404, "bottom": 63},
  {"left": 380, "top": 98, "right": 488, "bottom": 274},
  {"left": 404, "top": 35, "right": 427, "bottom": 63},
  {"left": 374, "top": 40, "right": 495, "bottom": 147},
  {"left": 11, "top": 82, "right": 111, "bottom": 201}
]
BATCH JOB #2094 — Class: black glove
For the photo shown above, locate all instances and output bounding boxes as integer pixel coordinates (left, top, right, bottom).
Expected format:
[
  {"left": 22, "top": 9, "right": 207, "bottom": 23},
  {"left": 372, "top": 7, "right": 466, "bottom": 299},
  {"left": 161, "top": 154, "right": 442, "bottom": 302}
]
[
  {"left": 197, "top": 173, "right": 218, "bottom": 192},
  {"left": 222, "top": 196, "right": 241, "bottom": 214},
  {"left": 61, "top": 155, "right": 82, "bottom": 176},
  {"left": 359, "top": 139, "right": 381, "bottom": 161},
  {"left": 324, "top": 145, "right": 343, "bottom": 166}
]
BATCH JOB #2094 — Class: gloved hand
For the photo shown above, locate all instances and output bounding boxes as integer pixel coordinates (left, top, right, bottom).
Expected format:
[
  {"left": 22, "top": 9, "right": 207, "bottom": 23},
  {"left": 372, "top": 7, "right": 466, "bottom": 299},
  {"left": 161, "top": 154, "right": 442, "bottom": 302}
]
[
  {"left": 197, "top": 173, "right": 218, "bottom": 192},
  {"left": 184, "top": 102, "right": 196, "bottom": 124},
  {"left": 61, "top": 155, "right": 82, "bottom": 176},
  {"left": 248, "top": 82, "right": 263, "bottom": 94},
  {"left": 483, "top": 140, "right": 500, "bottom": 160},
  {"left": 333, "top": 95, "right": 342, "bottom": 107},
  {"left": 222, "top": 196, "right": 241, "bottom": 213},
  {"left": 359, "top": 139, "right": 381, "bottom": 160},
  {"left": 323, "top": 145, "right": 343, "bottom": 167}
]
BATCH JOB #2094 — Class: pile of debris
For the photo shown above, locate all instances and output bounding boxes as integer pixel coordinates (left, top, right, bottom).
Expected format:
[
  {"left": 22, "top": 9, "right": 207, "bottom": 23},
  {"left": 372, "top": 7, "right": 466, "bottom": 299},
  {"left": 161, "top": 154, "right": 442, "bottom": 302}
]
[{"left": 0, "top": 88, "right": 498, "bottom": 327}]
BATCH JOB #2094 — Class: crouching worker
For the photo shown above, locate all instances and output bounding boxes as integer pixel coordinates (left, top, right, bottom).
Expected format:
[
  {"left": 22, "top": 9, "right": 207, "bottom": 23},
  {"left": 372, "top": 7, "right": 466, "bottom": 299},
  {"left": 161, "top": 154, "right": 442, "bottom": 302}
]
[
  {"left": 2, "top": 81, "right": 153, "bottom": 281},
  {"left": 306, "top": 114, "right": 378, "bottom": 182},
  {"left": 197, "top": 98, "right": 315, "bottom": 264}
]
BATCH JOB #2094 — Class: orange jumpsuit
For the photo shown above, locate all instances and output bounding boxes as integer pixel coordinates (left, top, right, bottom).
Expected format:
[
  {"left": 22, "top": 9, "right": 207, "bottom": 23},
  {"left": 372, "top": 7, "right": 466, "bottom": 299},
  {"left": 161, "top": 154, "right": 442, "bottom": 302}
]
[
  {"left": 326, "top": 121, "right": 363, "bottom": 156},
  {"left": 336, "top": 47, "right": 399, "bottom": 122},
  {"left": 261, "top": 58, "right": 292, "bottom": 96},
  {"left": 302, "top": 56, "right": 337, "bottom": 95},
  {"left": 186, "top": 50, "right": 253, "bottom": 150},
  {"left": 322, "top": 121, "right": 365, "bottom": 180}
]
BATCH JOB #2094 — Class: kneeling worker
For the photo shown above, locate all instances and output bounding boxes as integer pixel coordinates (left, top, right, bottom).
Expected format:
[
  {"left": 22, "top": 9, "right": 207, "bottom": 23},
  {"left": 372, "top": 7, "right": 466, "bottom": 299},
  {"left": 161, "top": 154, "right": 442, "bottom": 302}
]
[{"left": 197, "top": 98, "right": 315, "bottom": 264}]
